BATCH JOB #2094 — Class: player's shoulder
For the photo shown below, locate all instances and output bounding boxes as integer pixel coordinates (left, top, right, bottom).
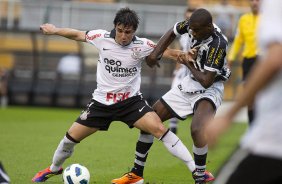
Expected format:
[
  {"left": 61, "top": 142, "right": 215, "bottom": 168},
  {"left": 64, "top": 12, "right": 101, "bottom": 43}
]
[
  {"left": 132, "top": 36, "right": 156, "bottom": 48},
  {"left": 210, "top": 31, "right": 228, "bottom": 49},
  {"left": 86, "top": 29, "right": 109, "bottom": 41}
]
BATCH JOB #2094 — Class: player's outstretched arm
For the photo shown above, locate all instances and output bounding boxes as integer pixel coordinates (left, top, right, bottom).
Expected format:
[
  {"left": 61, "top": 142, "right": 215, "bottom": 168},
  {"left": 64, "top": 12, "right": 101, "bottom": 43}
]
[
  {"left": 146, "top": 27, "right": 176, "bottom": 67},
  {"left": 40, "top": 23, "right": 86, "bottom": 42},
  {"left": 163, "top": 48, "right": 182, "bottom": 61}
]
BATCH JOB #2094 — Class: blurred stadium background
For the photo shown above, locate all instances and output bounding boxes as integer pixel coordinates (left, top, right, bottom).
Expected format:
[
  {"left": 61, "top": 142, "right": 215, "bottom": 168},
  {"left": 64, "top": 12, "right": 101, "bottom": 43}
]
[{"left": 0, "top": 0, "right": 248, "bottom": 109}]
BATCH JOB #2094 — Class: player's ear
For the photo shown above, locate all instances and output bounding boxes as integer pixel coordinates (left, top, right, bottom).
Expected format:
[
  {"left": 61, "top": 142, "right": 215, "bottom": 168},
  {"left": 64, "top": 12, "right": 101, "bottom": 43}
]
[{"left": 207, "top": 23, "right": 214, "bottom": 32}]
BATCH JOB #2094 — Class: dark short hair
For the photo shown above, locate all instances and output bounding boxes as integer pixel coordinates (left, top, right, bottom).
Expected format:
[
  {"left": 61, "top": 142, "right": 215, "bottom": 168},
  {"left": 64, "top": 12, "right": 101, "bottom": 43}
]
[
  {"left": 113, "top": 7, "right": 139, "bottom": 30},
  {"left": 190, "top": 8, "right": 212, "bottom": 27}
]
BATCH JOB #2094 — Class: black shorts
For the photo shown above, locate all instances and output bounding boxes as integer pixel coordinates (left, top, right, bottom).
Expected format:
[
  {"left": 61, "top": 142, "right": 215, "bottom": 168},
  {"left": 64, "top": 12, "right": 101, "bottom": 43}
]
[
  {"left": 242, "top": 57, "right": 257, "bottom": 80},
  {"left": 216, "top": 149, "right": 282, "bottom": 184},
  {"left": 76, "top": 95, "right": 153, "bottom": 130}
]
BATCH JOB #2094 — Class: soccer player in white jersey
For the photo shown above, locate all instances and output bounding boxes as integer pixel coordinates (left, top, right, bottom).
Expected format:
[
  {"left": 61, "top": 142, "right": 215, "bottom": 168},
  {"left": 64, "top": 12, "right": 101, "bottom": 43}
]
[
  {"left": 112, "top": 8, "right": 230, "bottom": 184},
  {"left": 32, "top": 7, "right": 197, "bottom": 182},
  {"left": 169, "top": 7, "right": 194, "bottom": 134},
  {"left": 205, "top": 0, "right": 282, "bottom": 183}
]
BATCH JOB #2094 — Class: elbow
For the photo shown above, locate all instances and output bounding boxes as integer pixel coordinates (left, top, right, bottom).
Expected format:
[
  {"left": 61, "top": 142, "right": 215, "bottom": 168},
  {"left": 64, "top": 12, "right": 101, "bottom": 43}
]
[{"left": 148, "top": 52, "right": 158, "bottom": 61}]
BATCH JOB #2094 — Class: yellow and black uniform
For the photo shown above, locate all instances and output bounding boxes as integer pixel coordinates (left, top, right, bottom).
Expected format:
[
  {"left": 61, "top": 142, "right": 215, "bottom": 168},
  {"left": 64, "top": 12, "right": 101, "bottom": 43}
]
[{"left": 228, "top": 12, "right": 260, "bottom": 80}]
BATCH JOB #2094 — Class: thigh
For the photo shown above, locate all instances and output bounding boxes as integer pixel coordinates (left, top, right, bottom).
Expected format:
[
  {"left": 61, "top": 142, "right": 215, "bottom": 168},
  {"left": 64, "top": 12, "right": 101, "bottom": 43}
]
[
  {"left": 133, "top": 111, "right": 166, "bottom": 139},
  {"left": 76, "top": 100, "right": 113, "bottom": 131},
  {"left": 191, "top": 87, "right": 221, "bottom": 129},
  {"left": 152, "top": 100, "right": 173, "bottom": 122},
  {"left": 192, "top": 98, "right": 216, "bottom": 129},
  {"left": 117, "top": 95, "right": 154, "bottom": 128},
  {"left": 191, "top": 99, "right": 215, "bottom": 146},
  {"left": 68, "top": 122, "right": 99, "bottom": 142}
]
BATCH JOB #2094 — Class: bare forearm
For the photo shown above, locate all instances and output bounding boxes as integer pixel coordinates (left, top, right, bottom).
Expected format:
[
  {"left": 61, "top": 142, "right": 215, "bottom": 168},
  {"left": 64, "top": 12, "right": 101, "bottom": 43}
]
[
  {"left": 40, "top": 24, "right": 86, "bottom": 41},
  {"left": 186, "top": 62, "right": 215, "bottom": 88},
  {"left": 54, "top": 28, "right": 86, "bottom": 41},
  {"left": 163, "top": 48, "right": 182, "bottom": 61},
  {"left": 148, "top": 28, "right": 176, "bottom": 60}
]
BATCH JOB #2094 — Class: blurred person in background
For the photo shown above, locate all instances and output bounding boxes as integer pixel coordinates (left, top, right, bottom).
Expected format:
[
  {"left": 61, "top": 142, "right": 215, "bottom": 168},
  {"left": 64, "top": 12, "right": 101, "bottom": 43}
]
[
  {"left": 0, "top": 68, "right": 8, "bottom": 108},
  {"left": 32, "top": 7, "right": 198, "bottom": 183},
  {"left": 228, "top": 0, "right": 260, "bottom": 125},
  {"left": 113, "top": 8, "right": 230, "bottom": 184},
  {"left": 214, "top": 0, "right": 234, "bottom": 41},
  {"left": 57, "top": 54, "right": 81, "bottom": 78},
  {"left": 206, "top": 0, "right": 282, "bottom": 183},
  {"left": 169, "top": 7, "right": 195, "bottom": 134}
]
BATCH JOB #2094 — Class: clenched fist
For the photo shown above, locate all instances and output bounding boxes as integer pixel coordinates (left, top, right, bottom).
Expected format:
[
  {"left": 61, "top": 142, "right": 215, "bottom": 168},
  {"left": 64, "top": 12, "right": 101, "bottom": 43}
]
[{"left": 40, "top": 23, "right": 58, "bottom": 35}]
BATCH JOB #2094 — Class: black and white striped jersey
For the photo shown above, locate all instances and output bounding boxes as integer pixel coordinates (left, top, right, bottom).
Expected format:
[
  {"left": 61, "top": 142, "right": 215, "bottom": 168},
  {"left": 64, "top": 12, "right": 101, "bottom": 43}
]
[
  {"left": 173, "top": 20, "right": 230, "bottom": 93},
  {"left": 85, "top": 29, "right": 155, "bottom": 105}
]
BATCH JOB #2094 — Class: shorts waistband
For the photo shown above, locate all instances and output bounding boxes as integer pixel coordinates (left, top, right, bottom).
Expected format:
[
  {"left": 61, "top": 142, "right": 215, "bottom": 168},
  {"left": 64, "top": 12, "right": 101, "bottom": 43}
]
[{"left": 178, "top": 84, "right": 206, "bottom": 94}]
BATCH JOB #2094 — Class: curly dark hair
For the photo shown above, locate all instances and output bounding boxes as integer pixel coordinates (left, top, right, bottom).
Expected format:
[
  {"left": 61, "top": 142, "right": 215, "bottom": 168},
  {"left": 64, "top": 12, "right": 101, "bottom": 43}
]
[{"left": 113, "top": 7, "right": 139, "bottom": 30}]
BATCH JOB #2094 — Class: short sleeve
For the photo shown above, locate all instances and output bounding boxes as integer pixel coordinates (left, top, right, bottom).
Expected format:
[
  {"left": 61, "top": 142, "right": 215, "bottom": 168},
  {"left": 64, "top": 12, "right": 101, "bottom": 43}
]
[
  {"left": 173, "top": 20, "right": 189, "bottom": 36},
  {"left": 205, "top": 40, "right": 227, "bottom": 72},
  {"left": 133, "top": 38, "right": 156, "bottom": 60},
  {"left": 85, "top": 29, "right": 107, "bottom": 50}
]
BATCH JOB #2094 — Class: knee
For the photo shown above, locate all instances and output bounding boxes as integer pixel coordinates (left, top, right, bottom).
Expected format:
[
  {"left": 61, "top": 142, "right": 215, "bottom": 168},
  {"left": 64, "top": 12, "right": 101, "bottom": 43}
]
[
  {"left": 151, "top": 124, "right": 167, "bottom": 139},
  {"left": 66, "top": 132, "right": 80, "bottom": 143},
  {"left": 191, "top": 123, "right": 202, "bottom": 140},
  {"left": 61, "top": 133, "right": 79, "bottom": 154}
]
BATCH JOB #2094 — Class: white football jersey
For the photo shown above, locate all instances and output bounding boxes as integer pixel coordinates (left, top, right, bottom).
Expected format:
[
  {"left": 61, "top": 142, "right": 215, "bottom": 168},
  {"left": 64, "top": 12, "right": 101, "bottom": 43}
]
[
  {"left": 240, "top": 0, "right": 282, "bottom": 159},
  {"left": 86, "top": 29, "right": 155, "bottom": 105}
]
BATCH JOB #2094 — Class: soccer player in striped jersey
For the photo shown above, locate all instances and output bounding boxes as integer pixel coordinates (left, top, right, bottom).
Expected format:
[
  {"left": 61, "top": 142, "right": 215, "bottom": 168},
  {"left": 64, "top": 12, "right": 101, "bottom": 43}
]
[{"left": 112, "top": 8, "right": 230, "bottom": 184}]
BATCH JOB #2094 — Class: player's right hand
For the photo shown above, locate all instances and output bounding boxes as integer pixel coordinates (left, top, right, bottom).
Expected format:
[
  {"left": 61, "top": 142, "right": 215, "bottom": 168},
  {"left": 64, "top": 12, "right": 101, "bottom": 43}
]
[
  {"left": 146, "top": 55, "right": 161, "bottom": 68},
  {"left": 40, "top": 23, "right": 57, "bottom": 35}
]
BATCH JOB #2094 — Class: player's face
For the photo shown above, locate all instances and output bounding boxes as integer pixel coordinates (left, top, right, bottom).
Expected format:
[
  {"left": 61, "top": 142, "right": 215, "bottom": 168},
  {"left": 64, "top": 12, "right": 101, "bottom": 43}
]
[
  {"left": 115, "top": 24, "right": 135, "bottom": 46},
  {"left": 189, "top": 22, "right": 212, "bottom": 41},
  {"left": 249, "top": 0, "right": 260, "bottom": 14}
]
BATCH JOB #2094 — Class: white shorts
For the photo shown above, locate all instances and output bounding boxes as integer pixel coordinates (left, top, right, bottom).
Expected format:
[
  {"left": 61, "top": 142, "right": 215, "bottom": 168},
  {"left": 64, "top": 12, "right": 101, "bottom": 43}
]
[
  {"left": 171, "top": 66, "right": 188, "bottom": 88},
  {"left": 161, "top": 85, "right": 223, "bottom": 119}
]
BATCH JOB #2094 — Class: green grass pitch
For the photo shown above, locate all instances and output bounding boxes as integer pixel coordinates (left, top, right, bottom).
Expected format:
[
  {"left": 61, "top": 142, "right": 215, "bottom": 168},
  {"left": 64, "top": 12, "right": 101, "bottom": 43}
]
[{"left": 0, "top": 106, "right": 247, "bottom": 184}]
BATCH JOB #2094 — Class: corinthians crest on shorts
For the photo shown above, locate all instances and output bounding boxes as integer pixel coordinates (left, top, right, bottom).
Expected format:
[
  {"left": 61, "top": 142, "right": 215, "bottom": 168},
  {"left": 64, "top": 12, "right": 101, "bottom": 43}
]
[{"left": 80, "top": 110, "right": 90, "bottom": 120}]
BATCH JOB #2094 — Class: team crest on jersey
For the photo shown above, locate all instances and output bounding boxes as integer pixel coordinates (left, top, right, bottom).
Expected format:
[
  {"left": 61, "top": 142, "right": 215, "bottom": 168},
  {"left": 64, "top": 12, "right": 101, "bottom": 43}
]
[{"left": 131, "top": 47, "right": 142, "bottom": 59}]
